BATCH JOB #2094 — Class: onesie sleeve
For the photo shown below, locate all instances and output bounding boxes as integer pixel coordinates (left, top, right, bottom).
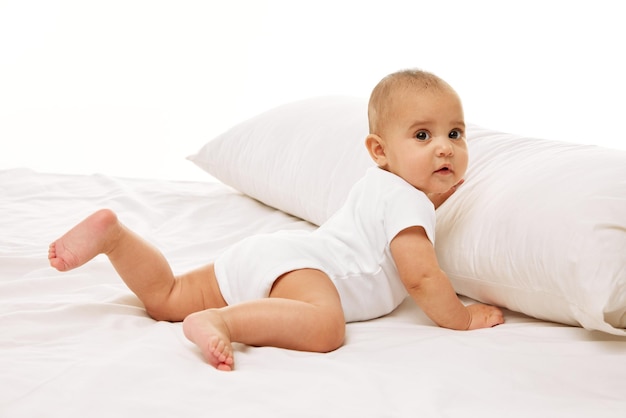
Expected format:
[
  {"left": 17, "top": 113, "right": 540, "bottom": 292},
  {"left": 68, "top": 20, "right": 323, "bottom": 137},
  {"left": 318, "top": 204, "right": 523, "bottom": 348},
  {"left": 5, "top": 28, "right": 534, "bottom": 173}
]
[{"left": 383, "top": 186, "right": 437, "bottom": 245}]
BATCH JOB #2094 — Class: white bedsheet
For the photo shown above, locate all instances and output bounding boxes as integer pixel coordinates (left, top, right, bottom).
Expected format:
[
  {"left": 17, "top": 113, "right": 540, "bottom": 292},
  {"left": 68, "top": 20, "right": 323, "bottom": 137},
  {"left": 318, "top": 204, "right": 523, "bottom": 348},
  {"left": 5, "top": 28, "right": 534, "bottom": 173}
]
[{"left": 1, "top": 168, "right": 625, "bottom": 417}]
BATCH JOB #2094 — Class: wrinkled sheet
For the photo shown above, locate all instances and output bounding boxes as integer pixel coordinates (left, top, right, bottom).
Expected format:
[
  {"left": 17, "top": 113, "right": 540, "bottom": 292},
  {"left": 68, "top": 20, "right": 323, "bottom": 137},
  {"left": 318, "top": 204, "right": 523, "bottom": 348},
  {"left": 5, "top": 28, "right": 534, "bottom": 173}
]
[{"left": 1, "top": 168, "right": 625, "bottom": 417}]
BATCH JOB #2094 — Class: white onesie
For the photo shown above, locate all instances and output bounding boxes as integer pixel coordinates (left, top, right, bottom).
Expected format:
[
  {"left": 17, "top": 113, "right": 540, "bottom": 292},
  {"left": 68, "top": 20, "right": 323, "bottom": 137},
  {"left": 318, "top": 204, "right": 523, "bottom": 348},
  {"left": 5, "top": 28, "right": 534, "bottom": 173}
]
[{"left": 214, "top": 167, "right": 436, "bottom": 322}]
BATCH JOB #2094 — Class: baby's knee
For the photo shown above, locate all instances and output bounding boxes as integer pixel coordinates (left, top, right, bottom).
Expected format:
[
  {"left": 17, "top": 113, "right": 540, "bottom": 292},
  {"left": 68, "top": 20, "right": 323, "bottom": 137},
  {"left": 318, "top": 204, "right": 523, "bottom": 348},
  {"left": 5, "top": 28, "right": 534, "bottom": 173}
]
[
  {"left": 324, "top": 324, "right": 346, "bottom": 352},
  {"left": 145, "top": 304, "right": 180, "bottom": 322},
  {"left": 313, "top": 310, "right": 345, "bottom": 352},
  {"left": 144, "top": 292, "right": 188, "bottom": 322}
]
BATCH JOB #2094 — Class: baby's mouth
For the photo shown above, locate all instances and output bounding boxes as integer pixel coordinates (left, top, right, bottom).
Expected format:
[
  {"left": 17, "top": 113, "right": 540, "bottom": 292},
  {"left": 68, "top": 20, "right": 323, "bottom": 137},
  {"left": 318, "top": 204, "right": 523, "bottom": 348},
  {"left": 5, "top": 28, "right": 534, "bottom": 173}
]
[{"left": 435, "top": 166, "right": 452, "bottom": 174}]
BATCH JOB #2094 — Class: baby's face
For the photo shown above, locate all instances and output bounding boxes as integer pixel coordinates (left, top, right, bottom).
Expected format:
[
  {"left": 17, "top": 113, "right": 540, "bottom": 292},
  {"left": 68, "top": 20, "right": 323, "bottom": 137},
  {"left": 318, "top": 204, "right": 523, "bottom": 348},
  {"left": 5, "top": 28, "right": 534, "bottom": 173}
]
[{"left": 379, "top": 88, "right": 468, "bottom": 195}]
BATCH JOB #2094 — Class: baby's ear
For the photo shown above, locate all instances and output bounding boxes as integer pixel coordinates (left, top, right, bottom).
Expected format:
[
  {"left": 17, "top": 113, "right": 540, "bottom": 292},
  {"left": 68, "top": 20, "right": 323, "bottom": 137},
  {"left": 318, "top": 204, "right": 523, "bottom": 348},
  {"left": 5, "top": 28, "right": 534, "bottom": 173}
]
[{"left": 365, "top": 134, "right": 387, "bottom": 167}]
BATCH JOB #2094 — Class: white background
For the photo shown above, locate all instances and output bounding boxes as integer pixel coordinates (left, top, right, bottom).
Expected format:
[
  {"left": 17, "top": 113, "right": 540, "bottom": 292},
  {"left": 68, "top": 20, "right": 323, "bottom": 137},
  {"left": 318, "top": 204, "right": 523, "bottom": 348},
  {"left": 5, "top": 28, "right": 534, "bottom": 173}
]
[{"left": 1, "top": 0, "right": 624, "bottom": 181}]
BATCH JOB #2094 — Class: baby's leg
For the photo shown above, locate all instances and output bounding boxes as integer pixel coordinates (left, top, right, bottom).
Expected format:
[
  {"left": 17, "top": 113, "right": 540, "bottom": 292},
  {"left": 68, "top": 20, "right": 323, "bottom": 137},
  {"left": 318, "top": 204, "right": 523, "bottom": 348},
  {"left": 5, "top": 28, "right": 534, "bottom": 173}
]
[
  {"left": 183, "top": 268, "right": 345, "bottom": 371},
  {"left": 49, "top": 209, "right": 225, "bottom": 321}
]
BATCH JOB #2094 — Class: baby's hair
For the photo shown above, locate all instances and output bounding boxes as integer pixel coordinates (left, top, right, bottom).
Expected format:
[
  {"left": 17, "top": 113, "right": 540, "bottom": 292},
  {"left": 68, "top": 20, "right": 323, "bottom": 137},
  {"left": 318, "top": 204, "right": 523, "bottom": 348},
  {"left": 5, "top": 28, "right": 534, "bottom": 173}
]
[{"left": 368, "top": 69, "right": 453, "bottom": 135}]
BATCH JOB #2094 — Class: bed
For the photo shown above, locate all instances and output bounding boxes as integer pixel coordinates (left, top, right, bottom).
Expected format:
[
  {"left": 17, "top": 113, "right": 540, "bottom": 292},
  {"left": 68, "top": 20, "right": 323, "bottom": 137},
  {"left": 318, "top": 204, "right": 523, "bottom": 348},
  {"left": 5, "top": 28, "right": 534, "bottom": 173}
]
[{"left": 1, "top": 96, "right": 625, "bottom": 417}]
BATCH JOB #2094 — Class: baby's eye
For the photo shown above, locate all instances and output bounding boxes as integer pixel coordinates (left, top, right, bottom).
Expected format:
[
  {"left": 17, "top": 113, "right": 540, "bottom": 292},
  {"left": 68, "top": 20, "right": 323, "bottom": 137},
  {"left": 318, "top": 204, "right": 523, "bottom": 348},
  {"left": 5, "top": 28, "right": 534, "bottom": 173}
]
[
  {"left": 415, "top": 131, "right": 430, "bottom": 141},
  {"left": 449, "top": 129, "right": 463, "bottom": 140}
]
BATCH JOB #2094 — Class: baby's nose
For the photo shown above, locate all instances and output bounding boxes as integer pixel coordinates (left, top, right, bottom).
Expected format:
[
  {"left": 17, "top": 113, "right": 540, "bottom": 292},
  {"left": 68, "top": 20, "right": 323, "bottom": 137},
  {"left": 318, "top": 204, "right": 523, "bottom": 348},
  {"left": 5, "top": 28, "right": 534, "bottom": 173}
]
[{"left": 435, "top": 138, "right": 454, "bottom": 156}]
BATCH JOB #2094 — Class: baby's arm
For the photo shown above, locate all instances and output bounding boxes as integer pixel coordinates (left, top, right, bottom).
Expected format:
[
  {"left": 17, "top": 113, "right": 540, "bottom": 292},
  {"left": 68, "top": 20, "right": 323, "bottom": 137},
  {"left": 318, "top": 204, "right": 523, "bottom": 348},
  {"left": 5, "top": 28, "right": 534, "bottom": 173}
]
[{"left": 391, "top": 226, "right": 503, "bottom": 330}]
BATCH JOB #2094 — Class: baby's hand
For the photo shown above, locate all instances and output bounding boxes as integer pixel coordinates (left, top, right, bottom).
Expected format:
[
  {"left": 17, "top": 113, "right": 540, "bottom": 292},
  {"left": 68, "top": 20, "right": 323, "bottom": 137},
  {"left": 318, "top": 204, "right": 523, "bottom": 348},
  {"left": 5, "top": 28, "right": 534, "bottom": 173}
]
[
  {"left": 466, "top": 303, "right": 504, "bottom": 329},
  {"left": 428, "top": 179, "right": 464, "bottom": 209}
]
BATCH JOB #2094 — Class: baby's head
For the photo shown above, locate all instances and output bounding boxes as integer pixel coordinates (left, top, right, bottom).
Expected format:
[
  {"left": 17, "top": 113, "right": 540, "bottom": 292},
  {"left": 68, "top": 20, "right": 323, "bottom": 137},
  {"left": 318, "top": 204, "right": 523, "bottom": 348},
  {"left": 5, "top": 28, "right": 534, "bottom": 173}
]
[
  {"left": 368, "top": 69, "right": 458, "bottom": 137},
  {"left": 365, "top": 69, "right": 468, "bottom": 195}
]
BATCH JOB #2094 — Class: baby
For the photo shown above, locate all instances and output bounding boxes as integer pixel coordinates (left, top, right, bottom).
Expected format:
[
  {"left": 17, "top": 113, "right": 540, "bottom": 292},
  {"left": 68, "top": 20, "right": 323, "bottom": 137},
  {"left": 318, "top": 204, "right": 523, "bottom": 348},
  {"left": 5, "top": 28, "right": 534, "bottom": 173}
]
[{"left": 49, "top": 69, "right": 504, "bottom": 371}]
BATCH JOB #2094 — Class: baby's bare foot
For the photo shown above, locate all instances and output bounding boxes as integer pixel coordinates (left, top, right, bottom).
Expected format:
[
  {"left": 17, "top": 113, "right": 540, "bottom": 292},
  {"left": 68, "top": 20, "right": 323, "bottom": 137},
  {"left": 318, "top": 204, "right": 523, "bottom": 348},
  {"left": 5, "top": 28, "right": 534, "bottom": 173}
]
[
  {"left": 48, "top": 209, "right": 120, "bottom": 272},
  {"left": 183, "top": 310, "right": 235, "bottom": 371}
]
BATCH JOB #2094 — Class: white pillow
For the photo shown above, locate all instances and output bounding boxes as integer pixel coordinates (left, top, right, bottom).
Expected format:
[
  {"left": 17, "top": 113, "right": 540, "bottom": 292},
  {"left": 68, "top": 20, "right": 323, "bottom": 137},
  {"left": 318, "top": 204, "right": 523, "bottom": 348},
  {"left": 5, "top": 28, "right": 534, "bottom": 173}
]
[
  {"left": 189, "top": 96, "right": 373, "bottom": 226},
  {"left": 189, "top": 97, "right": 626, "bottom": 335},
  {"left": 435, "top": 126, "right": 626, "bottom": 335}
]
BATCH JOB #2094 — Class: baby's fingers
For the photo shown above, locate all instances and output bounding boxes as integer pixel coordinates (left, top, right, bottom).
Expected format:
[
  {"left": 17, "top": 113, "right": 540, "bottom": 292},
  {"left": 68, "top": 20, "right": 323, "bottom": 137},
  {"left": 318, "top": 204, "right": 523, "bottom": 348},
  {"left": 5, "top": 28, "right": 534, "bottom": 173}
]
[{"left": 467, "top": 304, "right": 504, "bottom": 330}]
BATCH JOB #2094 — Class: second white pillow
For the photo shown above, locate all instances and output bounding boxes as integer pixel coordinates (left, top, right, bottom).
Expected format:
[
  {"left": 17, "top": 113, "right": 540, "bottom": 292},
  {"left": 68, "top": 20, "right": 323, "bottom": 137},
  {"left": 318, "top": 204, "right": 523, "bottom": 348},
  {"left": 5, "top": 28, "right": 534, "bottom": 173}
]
[{"left": 189, "top": 96, "right": 373, "bottom": 226}]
